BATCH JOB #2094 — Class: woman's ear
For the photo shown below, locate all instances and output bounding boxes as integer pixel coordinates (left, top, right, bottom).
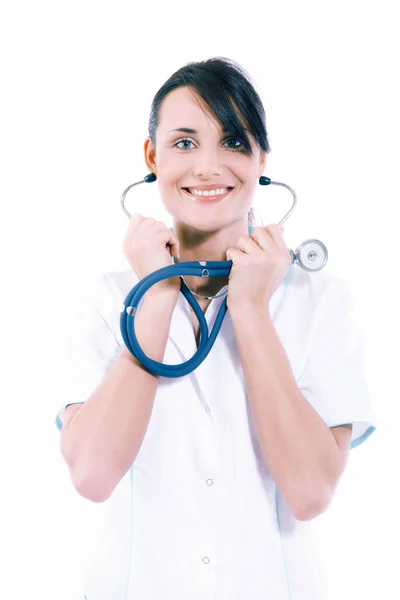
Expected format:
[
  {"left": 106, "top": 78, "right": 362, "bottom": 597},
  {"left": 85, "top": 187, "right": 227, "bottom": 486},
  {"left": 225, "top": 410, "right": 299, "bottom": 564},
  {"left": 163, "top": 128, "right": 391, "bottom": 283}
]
[
  {"left": 258, "top": 151, "right": 267, "bottom": 176},
  {"left": 144, "top": 137, "right": 157, "bottom": 175}
]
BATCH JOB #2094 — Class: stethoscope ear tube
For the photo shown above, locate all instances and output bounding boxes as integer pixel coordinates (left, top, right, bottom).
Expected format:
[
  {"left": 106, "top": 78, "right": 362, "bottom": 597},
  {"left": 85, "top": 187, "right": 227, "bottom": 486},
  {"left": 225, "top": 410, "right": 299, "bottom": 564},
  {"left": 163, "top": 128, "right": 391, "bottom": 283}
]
[
  {"left": 120, "top": 173, "right": 156, "bottom": 219},
  {"left": 120, "top": 173, "right": 328, "bottom": 272}
]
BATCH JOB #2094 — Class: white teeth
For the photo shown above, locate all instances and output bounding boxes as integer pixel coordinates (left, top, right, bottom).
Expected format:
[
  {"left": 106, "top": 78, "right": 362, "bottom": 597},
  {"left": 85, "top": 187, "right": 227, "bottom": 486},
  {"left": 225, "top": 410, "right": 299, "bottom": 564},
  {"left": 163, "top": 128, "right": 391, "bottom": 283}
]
[{"left": 188, "top": 187, "right": 230, "bottom": 197}]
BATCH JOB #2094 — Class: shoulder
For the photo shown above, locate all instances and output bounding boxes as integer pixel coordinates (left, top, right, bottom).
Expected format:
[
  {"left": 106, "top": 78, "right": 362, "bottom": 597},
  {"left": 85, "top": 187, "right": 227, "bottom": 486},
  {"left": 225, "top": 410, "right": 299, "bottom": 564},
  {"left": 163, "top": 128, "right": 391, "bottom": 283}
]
[
  {"left": 288, "top": 263, "right": 354, "bottom": 313},
  {"left": 80, "top": 269, "right": 138, "bottom": 342},
  {"left": 283, "top": 264, "right": 349, "bottom": 310},
  {"left": 287, "top": 263, "right": 349, "bottom": 298},
  {"left": 277, "top": 265, "right": 354, "bottom": 338},
  {"left": 86, "top": 268, "right": 139, "bottom": 310},
  {"left": 102, "top": 268, "right": 140, "bottom": 303}
]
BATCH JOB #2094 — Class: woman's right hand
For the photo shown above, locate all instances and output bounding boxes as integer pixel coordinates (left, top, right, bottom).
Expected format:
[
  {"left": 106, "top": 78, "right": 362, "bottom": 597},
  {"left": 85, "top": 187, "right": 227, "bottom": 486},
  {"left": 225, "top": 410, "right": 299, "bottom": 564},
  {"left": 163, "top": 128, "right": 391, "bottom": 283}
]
[{"left": 122, "top": 214, "right": 181, "bottom": 294}]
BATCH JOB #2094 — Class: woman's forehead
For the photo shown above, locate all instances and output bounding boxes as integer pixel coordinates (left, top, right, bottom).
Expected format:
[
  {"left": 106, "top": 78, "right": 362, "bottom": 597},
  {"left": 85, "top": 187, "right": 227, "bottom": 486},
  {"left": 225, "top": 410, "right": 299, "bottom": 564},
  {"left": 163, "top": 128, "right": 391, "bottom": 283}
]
[{"left": 158, "top": 87, "right": 234, "bottom": 135}]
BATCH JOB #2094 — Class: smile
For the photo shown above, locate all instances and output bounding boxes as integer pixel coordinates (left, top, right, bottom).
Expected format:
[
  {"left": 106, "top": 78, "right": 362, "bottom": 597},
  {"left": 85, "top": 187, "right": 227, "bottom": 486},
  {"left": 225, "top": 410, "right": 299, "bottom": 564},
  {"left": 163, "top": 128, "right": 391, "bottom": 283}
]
[{"left": 182, "top": 188, "right": 234, "bottom": 203}]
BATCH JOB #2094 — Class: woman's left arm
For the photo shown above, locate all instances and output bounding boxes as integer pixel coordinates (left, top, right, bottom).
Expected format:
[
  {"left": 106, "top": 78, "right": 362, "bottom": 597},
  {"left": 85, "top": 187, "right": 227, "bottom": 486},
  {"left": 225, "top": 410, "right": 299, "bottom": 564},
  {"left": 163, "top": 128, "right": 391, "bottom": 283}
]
[{"left": 229, "top": 303, "right": 352, "bottom": 522}]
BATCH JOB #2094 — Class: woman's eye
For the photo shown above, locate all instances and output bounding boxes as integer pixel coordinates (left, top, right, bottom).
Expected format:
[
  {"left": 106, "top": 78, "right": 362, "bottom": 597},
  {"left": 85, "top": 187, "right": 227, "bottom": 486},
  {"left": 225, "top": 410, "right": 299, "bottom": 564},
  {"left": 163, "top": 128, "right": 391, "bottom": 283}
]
[
  {"left": 173, "top": 137, "right": 243, "bottom": 150},
  {"left": 223, "top": 137, "right": 243, "bottom": 149},
  {"left": 174, "top": 138, "right": 196, "bottom": 150}
]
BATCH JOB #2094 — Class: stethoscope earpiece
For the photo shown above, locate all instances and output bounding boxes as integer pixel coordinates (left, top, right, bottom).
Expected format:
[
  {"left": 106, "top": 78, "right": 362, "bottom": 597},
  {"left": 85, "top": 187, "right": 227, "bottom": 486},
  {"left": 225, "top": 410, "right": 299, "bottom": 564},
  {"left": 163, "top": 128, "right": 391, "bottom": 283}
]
[{"left": 144, "top": 173, "right": 157, "bottom": 183}]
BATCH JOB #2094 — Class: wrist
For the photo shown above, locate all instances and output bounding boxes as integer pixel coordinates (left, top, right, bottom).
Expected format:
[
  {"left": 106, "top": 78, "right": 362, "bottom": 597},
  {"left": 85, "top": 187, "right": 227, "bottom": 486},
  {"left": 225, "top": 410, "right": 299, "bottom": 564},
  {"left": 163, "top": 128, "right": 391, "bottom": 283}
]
[
  {"left": 228, "top": 300, "right": 267, "bottom": 319},
  {"left": 144, "top": 285, "right": 179, "bottom": 306}
]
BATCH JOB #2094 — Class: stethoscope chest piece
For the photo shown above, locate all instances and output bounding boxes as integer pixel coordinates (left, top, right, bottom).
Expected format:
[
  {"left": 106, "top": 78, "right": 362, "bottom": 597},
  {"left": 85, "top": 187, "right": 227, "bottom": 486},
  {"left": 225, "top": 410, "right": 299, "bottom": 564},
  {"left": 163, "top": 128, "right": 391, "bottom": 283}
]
[{"left": 293, "top": 239, "right": 328, "bottom": 272}]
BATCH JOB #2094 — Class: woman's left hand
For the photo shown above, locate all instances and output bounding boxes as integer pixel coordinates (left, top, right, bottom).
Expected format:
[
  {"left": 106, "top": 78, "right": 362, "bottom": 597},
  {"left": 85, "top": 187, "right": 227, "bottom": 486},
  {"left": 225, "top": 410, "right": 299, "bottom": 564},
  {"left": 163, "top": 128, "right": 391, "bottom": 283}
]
[{"left": 225, "top": 224, "right": 291, "bottom": 309}]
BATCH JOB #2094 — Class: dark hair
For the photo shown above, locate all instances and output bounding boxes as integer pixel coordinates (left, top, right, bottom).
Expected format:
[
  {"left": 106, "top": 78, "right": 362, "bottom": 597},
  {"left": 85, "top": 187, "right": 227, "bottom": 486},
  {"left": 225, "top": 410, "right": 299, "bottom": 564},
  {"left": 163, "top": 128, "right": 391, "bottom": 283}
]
[{"left": 148, "top": 57, "right": 271, "bottom": 226}]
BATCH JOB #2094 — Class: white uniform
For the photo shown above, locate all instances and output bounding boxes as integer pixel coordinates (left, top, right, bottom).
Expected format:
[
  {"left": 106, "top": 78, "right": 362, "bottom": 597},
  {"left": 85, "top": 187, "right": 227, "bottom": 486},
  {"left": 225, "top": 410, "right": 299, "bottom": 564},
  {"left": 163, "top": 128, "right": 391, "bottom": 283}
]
[{"left": 55, "top": 261, "right": 376, "bottom": 600}]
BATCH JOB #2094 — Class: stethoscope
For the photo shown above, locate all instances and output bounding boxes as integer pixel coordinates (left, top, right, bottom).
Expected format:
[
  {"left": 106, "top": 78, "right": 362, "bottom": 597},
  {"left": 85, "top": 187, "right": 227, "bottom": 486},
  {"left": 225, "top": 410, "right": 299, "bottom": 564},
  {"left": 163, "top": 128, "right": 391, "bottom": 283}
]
[{"left": 119, "top": 173, "right": 328, "bottom": 377}]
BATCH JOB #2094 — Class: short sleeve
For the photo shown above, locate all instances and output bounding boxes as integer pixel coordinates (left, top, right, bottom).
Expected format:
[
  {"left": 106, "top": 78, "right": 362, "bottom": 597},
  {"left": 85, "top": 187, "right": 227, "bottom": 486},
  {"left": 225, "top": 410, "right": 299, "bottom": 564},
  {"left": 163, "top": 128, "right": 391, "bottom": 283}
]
[
  {"left": 296, "top": 276, "right": 377, "bottom": 449},
  {"left": 54, "top": 272, "right": 122, "bottom": 432}
]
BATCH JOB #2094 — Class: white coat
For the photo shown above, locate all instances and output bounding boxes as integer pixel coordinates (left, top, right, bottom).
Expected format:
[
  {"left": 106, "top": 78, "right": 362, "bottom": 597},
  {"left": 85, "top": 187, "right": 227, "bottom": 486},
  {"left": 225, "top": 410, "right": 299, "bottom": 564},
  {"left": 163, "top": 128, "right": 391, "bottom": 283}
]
[{"left": 55, "top": 260, "right": 376, "bottom": 600}]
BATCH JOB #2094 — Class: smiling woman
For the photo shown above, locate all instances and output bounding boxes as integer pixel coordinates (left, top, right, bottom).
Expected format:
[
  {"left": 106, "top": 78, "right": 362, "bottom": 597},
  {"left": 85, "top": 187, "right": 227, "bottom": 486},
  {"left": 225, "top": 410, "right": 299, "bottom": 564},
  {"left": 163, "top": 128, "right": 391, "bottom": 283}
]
[
  {"left": 143, "top": 75, "right": 271, "bottom": 296},
  {"left": 145, "top": 58, "right": 270, "bottom": 245},
  {"left": 55, "top": 56, "right": 376, "bottom": 600}
]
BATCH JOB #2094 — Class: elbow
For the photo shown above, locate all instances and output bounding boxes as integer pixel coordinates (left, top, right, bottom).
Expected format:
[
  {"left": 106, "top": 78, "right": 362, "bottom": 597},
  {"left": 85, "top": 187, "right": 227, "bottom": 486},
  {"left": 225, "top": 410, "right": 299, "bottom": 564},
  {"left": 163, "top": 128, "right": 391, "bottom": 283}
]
[
  {"left": 78, "top": 487, "right": 111, "bottom": 503},
  {"left": 292, "top": 486, "right": 334, "bottom": 521},
  {"left": 60, "top": 434, "right": 114, "bottom": 503},
  {"left": 293, "top": 503, "right": 325, "bottom": 522},
  {"left": 67, "top": 452, "right": 117, "bottom": 503},
  {"left": 72, "top": 467, "right": 113, "bottom": 503}
]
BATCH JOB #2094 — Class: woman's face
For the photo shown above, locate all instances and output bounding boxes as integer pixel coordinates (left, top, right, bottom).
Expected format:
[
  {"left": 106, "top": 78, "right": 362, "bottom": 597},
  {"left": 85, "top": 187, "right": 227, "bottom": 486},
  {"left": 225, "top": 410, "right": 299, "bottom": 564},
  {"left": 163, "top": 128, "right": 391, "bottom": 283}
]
[{"left": 144, "top": 86, "right": 266, "bottom": 232}]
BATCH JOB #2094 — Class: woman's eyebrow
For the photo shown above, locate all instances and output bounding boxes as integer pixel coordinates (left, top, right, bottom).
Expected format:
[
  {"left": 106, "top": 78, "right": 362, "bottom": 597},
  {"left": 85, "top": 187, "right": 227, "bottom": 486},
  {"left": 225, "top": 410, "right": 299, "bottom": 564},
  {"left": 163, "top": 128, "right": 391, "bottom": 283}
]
[
  {"left": 167, "top": 127, "right": 197, "bottom": 134},
  {"left": 166, "top": 127, "right": 232, "bottom": 135}
]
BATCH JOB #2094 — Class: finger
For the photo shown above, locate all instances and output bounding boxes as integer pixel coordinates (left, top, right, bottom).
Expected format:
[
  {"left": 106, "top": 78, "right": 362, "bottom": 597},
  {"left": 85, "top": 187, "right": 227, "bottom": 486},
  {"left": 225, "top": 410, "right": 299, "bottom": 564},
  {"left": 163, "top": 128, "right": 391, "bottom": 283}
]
[
  {"left": 155, "top": 228, "right": 180, "bottom": 257},
  {"left": 161, "top": 224, "right": 180, "bottom": 258},
  {"left": 167, "top": 233, "right": 180, "bottom": 257},
  {"left": 137, "top": 216, "right": 157, "bottom": 231},
  {"left": 237, "top": 234, "right": 265, "bottom": 255},
  {"left": 262, "top": 224, "right": 288, "bottom": 251},
  {"left": 248, "top": 226, "right": 276, "bottom": 252},
  {"left": 226, "top": 247, "right": 246, "bottom": 263},
  {"left": 125, "top": 216, "right": 155, "bottom": 247},
  {"left": 126, "top": 213, "right": 145, "bottom": 232}
]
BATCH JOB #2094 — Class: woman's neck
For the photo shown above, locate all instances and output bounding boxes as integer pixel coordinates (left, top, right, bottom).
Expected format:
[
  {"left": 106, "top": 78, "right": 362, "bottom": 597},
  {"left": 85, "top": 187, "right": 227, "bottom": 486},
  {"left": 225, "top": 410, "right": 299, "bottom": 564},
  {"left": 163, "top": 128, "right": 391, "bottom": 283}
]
[{"left": 172, "top": 218, "right": 250, "bottom": 296}]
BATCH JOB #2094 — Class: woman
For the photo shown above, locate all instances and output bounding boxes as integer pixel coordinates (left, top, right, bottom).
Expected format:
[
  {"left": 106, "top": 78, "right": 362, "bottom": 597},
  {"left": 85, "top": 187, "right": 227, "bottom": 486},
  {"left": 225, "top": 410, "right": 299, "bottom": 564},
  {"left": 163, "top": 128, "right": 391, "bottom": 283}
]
[{"left": 56, "top": 57, "right": 376, "bottom": 600}]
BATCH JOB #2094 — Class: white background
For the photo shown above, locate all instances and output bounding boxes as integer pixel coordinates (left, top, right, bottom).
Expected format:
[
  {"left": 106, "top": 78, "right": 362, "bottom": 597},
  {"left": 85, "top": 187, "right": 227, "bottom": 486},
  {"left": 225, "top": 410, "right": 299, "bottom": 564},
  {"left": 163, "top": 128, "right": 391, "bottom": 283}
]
[{"left": 0, "top": 0, "right": 398, "bottom": 598}]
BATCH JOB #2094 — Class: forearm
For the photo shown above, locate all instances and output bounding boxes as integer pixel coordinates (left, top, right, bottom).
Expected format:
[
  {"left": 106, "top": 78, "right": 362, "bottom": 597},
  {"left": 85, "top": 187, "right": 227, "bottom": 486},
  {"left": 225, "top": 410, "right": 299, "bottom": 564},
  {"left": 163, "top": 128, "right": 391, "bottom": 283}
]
[
  {"left": 62, "top": 286, "right": 178, "bottom": 502},
  {"left": 229, "top": 302, "right": 342, "bottom": 520}
]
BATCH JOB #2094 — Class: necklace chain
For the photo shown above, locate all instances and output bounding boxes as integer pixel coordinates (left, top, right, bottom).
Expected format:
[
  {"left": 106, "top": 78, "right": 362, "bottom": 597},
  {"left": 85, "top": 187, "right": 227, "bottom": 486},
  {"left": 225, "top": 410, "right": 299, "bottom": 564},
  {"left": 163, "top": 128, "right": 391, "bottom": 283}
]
[
  {"left": 173, "top": 257, "right": 228, "bottom": 300},
  {"left": 179, "top": 276, "right": 228, "bottom": 300}
]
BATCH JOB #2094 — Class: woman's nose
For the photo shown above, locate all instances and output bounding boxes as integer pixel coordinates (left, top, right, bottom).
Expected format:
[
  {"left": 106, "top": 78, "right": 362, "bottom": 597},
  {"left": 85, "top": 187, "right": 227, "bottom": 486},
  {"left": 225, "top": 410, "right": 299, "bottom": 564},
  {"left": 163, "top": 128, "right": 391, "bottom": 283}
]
[{"left": 192, "top": 149, "right": 224, "bottom": 179}]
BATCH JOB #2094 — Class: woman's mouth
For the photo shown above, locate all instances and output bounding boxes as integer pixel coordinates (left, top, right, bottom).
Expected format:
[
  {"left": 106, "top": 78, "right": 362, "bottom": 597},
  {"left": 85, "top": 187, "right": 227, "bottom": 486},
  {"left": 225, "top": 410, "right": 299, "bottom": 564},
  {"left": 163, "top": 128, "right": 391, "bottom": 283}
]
[{"left": 182, "top": 187, "right": 234, "bottom": 203}]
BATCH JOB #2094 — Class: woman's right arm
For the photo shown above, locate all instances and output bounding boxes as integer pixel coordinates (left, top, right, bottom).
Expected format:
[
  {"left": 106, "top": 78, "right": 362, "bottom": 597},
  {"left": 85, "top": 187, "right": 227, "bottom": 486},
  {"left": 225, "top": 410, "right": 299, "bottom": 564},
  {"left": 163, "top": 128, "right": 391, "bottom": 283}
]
[{"left": 60, "top": 286, "right": 178, "bottom": 503}]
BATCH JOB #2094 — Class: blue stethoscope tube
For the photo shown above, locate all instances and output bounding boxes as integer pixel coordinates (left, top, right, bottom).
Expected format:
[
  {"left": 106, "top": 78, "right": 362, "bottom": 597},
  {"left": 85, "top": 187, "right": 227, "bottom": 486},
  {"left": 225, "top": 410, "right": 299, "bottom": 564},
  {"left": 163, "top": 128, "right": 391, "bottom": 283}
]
[
  {"left": 119, "top": 173, "right": 328, "bottom": 377},
  {"left": 120, "top": 261, "right": 231, "bottom": 378}
]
